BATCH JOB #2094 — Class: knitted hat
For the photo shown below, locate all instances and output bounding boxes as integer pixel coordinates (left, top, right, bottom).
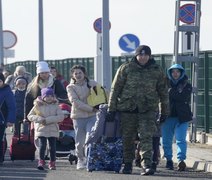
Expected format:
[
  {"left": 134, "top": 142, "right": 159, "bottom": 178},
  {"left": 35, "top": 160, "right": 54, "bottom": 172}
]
[
  {"left": 14, "top": 76, "right": 28, "bottom": 86},
  {"left": 135, "top": 45, "right": 151, "bottom": 57},
  {"left": 41, "top": 87, "right": 54, "bottom": 99},
  {"left": 0, "top": 73, "right": 5, "bottom": 83},
  {"left": 36, "top": 61, "right": 50, "bottom": 74}
]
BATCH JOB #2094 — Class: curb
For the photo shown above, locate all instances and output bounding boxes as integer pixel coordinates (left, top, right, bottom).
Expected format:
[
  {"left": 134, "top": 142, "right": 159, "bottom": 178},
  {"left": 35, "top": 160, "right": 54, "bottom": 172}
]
[{"left": 193, "top": 161, "right": 212, "bottom": 173}]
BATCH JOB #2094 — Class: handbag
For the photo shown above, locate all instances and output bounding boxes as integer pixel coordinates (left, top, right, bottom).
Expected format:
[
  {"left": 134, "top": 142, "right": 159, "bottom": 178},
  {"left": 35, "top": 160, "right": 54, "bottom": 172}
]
[{"left": 87, "top": 84, "right": 108, "bottom": 108}]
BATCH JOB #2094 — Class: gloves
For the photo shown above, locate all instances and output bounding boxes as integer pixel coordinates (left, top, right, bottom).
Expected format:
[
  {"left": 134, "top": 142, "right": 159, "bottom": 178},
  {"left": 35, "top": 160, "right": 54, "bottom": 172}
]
[
  {"left": 105, "top": 111, "right": 116, "bottom": 122},
  {"left": 157, "top": 114, "right": 167, "bottom": 124}
]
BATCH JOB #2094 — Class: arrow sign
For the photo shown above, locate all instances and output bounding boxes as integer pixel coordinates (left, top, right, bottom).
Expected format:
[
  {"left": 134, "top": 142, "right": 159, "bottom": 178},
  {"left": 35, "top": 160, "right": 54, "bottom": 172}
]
[
  {"left": 185, "top": 32, "right": 192, "bottom": 50},
  {"left": 119, "top": 34, "right": 140, "bottom": 53},
  {"left": 182, "top": 31, "right": 194, "bottom": 53}
]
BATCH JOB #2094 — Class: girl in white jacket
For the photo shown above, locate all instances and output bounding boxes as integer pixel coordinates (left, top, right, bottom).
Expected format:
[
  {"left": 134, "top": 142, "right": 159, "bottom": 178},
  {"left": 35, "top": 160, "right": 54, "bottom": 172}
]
[
  {"left": 66, "top": 65, "right": 99, "bottom": 170},
  {"left": 27, "top": 87, "right": 64, "bottom": 170}
]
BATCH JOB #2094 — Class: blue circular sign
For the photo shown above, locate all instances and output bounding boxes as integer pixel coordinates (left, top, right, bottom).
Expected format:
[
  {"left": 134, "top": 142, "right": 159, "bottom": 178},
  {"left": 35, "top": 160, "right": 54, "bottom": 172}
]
[
  {"left": 179, "top": 4, "right": 195, "bottom": 24},
  {"left": 93, "top": 18, "right": 111, "bottom": 33},
  {"left": 119, "top": 34, "right": 140, "bottom": 53}
]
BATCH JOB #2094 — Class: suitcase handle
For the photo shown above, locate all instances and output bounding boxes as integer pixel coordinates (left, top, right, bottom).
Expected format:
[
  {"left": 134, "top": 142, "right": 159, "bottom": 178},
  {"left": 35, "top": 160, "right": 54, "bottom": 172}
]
[
  {"left": 18, "top": 121, "right": 32, "bottom": 142},
  {"left": 102, "top": 112, "right": 120, "bottom": 138}
]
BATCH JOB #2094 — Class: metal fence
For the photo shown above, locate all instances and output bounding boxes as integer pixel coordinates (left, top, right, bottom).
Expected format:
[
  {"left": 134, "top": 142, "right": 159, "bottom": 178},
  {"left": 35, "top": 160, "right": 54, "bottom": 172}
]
[{"left": 5, "top": 51, "right": 212, "bottom": 133}]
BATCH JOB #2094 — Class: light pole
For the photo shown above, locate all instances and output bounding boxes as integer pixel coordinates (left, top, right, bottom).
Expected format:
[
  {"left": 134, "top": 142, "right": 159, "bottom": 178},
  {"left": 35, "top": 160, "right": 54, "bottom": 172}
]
[
  {"left": 102, "top": 0, "right": 111, "bottom": 89},
  {"left": 38, "top": 0, "right": 44, "bottom": 61},
  {"left": 0, "top": 0, "right": 4, "bottom": 65}
]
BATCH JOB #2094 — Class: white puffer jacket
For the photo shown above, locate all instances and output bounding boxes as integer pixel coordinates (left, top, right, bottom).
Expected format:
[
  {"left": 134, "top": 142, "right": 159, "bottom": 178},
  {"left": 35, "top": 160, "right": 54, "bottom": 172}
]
[
  {"left": 27, "top": 97, "right": 64, "bottom": 138},
  {"left": 66, "top": 79, "right": 98, "bottom": 119}
]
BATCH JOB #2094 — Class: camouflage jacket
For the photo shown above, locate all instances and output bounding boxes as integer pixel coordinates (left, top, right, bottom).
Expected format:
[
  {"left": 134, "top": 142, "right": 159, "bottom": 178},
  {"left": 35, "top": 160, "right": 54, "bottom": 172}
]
[{"left": 108, "top": 57, "right": 169, "bottom": 115}]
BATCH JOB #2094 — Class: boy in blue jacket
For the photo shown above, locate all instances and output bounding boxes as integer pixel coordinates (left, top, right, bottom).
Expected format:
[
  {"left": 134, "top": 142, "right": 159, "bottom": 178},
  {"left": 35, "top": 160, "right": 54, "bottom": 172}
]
[
  {"left": 0, "top": 73, "right": 16, "bottom": 165},
  {"left": 161, "top": 64, "right": 192, "bottom": 171}
]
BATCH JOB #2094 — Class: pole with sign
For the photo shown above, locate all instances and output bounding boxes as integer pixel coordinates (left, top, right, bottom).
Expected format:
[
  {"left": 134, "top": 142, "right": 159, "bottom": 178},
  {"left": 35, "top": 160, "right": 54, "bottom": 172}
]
[
  {"left": 119, "top": 33, "right": 140, "bottom": 53},
  {"left": 0, "top": 0, "right": 3, "bottom": 65}
]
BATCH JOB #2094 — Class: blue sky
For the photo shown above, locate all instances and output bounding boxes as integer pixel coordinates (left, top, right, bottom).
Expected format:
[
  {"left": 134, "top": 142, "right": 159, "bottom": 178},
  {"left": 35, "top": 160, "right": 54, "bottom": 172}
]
[{"left": 2, "top": 0, "right": 212, "bottom": 63}]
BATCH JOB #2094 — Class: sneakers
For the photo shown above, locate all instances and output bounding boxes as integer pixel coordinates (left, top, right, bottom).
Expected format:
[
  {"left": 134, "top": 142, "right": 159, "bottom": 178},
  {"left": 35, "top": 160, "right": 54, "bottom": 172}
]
[
  {"left": 166, "top": 160, "right": 174, "bottom": 170},
  {"left": 122, "top": 163, "right": 132, "bottom": 174},
  {"left": 178, "top": 161, "right": 186, "bottom": 171},
  {"left": 48, "top": 161, "right": 56, "bottom": 170},
  {"left": 76, "top": 159, "right": 86, "bottom": 170},
  {"left": 37, "top": 160, "right": 45, "bottom": 170},
  {"left": 141, "top": 166, "right": 155, "bottom": 175}
]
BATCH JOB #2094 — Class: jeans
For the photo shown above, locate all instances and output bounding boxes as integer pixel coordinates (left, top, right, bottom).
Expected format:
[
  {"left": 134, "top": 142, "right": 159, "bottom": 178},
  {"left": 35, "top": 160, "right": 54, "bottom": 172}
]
[
  {"left": 161, "top": 117, "right": 188, "bottom": 161},
  {"left": 38, "top": 136, "right": 56, "bottom": 161}
]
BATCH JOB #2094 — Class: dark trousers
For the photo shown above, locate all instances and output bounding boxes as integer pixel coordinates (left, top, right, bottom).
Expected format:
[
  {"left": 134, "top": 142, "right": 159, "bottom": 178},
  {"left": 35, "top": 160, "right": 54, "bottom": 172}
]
[
  {"left": 152, "top": 136, "right": 160, "bottom": 163},
  {"left": 0, "top": 124, "right": 6, "bottom": 162},
  {"left": 38, "top": 136, "right": 56, "bottom": 161}
]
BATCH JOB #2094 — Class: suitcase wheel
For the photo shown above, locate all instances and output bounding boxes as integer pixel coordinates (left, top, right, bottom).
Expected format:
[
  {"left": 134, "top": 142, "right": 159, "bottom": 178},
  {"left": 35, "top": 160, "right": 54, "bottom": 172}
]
[
  {"left": 68, "top": 154, "right": 77, "bottom": 165},
  {"left": 11, "top": 155, "right": 14, "bottom": 161}
]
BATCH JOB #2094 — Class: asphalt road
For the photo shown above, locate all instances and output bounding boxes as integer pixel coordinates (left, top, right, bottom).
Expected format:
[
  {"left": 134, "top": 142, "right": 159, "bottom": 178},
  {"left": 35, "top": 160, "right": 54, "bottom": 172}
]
[
  {"left": 1, "top": 153, "right": 212, "bottom": 180},
  {"left": 1, "top": 130, "right": 212, "bottom": 180}
]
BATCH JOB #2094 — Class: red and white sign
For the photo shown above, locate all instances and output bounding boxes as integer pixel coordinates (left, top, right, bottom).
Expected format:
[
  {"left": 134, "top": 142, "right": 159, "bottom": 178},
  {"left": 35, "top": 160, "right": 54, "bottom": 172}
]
[{"left": 3, "top": 30, "right": 17, "bottom": 49}]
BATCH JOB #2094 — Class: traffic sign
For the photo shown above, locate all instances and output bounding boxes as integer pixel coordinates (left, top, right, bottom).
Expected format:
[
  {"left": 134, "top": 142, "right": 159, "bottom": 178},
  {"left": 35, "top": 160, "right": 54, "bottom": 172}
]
[
  {"left": 182, "top": 31, "right": 194, "bottom": 53},
  {"left": 93, "top": 18, "right": 111, "bottom": 33},
  {"left": 3, "top": 30, "right": 17, "bottom": 49},
  {"left": 118, "top": 34, "right": 140, "bottom": 53},
  {"left": 179, "top": 4, "right": 195, "bottom": 24}
]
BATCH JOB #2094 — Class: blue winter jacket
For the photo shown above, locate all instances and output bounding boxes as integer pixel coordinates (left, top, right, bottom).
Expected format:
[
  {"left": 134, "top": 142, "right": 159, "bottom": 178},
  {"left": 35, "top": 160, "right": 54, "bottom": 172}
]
[{"left": 0, "top": 84, "right": 16, "bottom": 125}]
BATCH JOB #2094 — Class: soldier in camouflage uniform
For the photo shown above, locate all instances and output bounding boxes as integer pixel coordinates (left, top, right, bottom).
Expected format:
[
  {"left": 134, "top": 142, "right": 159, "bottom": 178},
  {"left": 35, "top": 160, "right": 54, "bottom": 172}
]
[{"left": 106, "top": 45, "right": 169, "bottom": 175}]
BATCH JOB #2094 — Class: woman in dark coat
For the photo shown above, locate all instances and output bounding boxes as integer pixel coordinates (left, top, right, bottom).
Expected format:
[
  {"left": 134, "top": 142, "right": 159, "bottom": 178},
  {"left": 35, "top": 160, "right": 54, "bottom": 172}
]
[{"left": 161, "top": 64, "right": 192, "bottom": 171}]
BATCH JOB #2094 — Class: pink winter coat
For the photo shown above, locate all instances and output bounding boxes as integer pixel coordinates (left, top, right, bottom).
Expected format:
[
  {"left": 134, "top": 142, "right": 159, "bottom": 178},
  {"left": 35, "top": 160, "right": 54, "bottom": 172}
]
[{"left": 27, "top": 97, "right": 64, "bottom": 138}]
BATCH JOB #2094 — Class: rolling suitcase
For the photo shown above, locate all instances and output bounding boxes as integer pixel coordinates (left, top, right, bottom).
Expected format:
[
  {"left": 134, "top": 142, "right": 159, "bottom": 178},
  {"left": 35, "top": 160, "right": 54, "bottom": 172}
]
[
  {"left": 86, "top": 106, "right": 123, "bottom": 173},
  {"left": 9, "top": 122, "right": 36, "bottom": 161}
]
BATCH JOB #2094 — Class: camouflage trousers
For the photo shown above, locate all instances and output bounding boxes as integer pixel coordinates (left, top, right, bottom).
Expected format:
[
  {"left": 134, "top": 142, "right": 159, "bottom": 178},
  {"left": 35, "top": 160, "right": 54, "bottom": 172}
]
[{"left": 120, "top": 110, "right": 157, "bottom": 168}]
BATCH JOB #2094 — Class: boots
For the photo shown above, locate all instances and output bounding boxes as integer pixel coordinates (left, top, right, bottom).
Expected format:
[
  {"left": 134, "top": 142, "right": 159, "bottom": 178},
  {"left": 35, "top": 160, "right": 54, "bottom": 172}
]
[
  {"left": 122, "top": 163, "right": 132, "bottom": 174},
  {"left": 166, "top": 160, "right": 174, "bottom": 170},
  {"left": 37, "top": 160, "right": 45, "bottom": 170},
  {"left": 141, "top": 166, "right": 155, "bottom": 176},
  {"left": 178, "top": 161, "right": 186, "bottom": 171}
]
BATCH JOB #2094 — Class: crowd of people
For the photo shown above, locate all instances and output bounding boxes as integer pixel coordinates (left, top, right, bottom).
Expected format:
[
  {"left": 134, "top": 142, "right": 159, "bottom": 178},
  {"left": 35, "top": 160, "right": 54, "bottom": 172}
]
[{"left": 0, "top": 45, "right": 192, "bottom": 176}]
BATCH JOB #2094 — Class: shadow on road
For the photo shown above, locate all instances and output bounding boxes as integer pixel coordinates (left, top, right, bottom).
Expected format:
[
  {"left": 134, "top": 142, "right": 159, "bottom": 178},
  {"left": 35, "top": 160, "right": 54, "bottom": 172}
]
[{"left": 0, "top": 151, "right": 47, "bottom": 180}]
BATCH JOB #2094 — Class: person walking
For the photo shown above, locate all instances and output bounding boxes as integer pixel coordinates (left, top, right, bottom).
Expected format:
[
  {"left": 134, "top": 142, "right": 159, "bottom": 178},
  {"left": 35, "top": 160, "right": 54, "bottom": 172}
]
[
  {"left": 12, "top": 76, "right": 28, "bottom": 135},
  {"left": 161, "top": 64, "right": 192, "bottom": 171},
  {"left": 24, "top": 61, "right": 68, "bottom": 120},
  {"left": 0, "top": 73, "right": 16, "bottom": 165},
  {"left": 27, "top": 87, "right": 64, "bottom": 170},
  {"left": 50, "top": 66, "right": 68, "bottom": 89},
  {"left": 106, "top": 45, "right": 169, "bottom": 175},
  {"left": 5, "top": 65, "right": 32, "bottom": 90},
  {"left": 66, "top": 65, "right": 99, "bottom": 170}
]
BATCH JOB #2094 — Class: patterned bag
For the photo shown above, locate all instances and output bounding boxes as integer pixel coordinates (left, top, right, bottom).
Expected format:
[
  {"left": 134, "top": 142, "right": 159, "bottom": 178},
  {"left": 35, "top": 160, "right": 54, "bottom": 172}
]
[
  {"left": 86, "top": 136, "right": 123, "bottom": 173},
  {"left": 86, "top": 114, "right": 123, "bottom": 173}
]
